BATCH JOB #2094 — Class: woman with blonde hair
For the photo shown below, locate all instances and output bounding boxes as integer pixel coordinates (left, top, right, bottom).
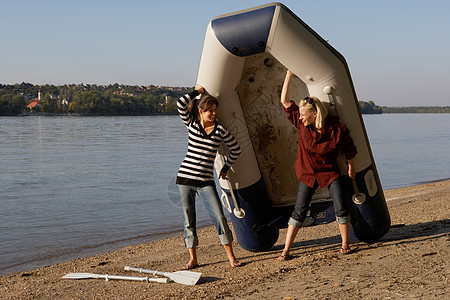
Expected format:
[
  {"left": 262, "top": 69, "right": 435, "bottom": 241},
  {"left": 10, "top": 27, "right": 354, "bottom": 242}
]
[{"left": 278, "top": 70, "right": 357, "bottom": 260}]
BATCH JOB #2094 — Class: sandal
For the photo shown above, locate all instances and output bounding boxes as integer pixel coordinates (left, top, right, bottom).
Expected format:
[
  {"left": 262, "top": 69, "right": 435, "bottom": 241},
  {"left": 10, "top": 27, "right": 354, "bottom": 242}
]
[
  {"left": 182, "top": 262, "right": 199, "bottom": 270},
  {"left": 340, "top": 247, "right": 353, "bottom": 255},
  {"left": 230, "top": 260, "right": 242, "bottom": 267},
  {"left": 277, "top": 254, "right": 293, "bottom": 261}
]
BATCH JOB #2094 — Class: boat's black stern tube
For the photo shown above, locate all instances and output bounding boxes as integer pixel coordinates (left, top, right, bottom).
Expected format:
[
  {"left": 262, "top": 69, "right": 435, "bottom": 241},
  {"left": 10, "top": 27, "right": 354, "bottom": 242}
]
[{"left": 347, "top": 167, "right": 391, "bottom": 243}]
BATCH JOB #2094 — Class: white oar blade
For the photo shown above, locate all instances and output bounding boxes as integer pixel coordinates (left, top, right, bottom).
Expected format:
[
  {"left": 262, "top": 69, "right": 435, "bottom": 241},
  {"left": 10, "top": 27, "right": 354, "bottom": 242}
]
[
  {"left": 62, "top": 273, "right": 99, "bottom": 280},
  {"left": 169, "top": 271, "right": 202, "bottom": 286}
]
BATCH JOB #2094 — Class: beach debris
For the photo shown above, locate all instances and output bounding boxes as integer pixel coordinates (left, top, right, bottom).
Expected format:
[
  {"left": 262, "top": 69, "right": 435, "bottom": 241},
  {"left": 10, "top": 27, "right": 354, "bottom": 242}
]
[
  {"left": 391, "top": 224, "right": 406, "bottom": 228},
  {"left": 61, "top": 272, "right": 169, "bottom": 283},
  {"left": 90, "top": 261, "right": 109, "bottom": 268},
  {"left": 124, "top": 266, "right": 202, "bottom": 286},
  {"left": 421, "top": 252, "right": 437, "bottom": 257}
]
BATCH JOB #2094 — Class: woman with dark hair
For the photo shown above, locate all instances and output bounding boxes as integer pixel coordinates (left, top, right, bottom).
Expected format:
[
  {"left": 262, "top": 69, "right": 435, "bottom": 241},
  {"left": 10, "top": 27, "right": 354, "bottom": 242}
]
[
  {"left": 278, "top": 70, "right": 357, "bottom": 260},
  {"left": 176, "top": 85, "right": 242, "bottom": 269}
]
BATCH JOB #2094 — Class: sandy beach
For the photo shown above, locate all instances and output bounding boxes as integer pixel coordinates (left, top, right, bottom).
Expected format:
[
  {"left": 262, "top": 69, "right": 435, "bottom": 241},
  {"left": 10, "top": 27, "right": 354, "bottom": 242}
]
[{"left": 1, "top": 180, "right": 448, "bottom": 299}]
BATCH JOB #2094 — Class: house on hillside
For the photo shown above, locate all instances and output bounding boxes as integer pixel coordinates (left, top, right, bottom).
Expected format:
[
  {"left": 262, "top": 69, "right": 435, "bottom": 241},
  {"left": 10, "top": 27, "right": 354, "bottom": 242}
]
[
  {"left": 27, "top": 101, "right": 41, "bottom": 110},
  {"left": 26, "top": 89, "right": 43, "bottom": 111}
]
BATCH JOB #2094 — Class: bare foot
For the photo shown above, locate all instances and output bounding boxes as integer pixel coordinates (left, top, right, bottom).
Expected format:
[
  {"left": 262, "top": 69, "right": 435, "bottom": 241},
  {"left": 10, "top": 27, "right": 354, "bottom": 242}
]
[
  {"left": 182, "top": 261, "right": 199, "bottom": 269},
  {"left": 230, "top": 260, "right": 242, "bottom": 267},
  {"left": 340, "top": 247, "right": 353, "bottom": 255},
  {"left": 277, "top": 253, "right": 293, "bottom": 261}
]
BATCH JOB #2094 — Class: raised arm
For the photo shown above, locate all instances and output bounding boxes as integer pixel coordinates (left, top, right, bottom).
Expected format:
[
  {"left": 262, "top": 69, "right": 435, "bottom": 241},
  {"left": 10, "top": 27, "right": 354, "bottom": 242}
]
[
  {"left": 281, "top": 70, "right": 296, "bottom": 108},
  {"left": 195, "top": 84, "right": 205, "bottom": 97},
  {"left": 177, "top": 85, "right": 205, "bottom": 127}
]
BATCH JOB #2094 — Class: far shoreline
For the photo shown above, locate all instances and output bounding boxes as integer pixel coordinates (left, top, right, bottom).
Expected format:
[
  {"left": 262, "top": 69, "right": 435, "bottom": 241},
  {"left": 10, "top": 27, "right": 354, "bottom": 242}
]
[{"left": 2, "top": 111, "right": 449, "bottom": 117}]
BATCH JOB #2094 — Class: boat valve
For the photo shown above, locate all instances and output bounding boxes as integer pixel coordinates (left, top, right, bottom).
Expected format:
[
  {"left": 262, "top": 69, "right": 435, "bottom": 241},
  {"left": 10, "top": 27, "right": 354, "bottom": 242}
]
[
  {"left": 323, "top": 85, "right": 335, "bottom": 95},
  {"left": 323, "top": 85, "right": 337, "bottom": 111}
]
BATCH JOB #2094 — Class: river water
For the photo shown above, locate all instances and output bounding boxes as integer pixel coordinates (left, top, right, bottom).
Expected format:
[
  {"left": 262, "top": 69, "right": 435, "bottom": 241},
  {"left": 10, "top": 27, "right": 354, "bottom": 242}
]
[{"left": 1, "top": 114, "right": 449, "bottom": 275}]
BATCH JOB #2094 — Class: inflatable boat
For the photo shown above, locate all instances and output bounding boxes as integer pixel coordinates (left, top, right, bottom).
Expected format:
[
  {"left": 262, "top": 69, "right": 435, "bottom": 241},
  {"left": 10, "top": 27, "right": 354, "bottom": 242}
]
[{"left": 196, "top": 3, "right": 391, "bottom": 251}]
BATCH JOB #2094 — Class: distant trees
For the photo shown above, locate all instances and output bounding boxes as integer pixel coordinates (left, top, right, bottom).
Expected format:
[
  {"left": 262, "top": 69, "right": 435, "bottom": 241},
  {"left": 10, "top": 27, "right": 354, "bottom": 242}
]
[
  {"left": 381, "top": 106, "right": 450, "bottom": 113},
  {"left": 1, "top": 83, "right": 449, "bottom": 115},
  {"left": 359, "top": 100, "right": 383, "bottom": 114},
  {"left": 39, "top": 93, "right": 57, "bottom": 113},
  {"left": 0, "top": 93, "right": 26, "bottom": 115},
  {"left": 0, "top": 83, "right": 189, "bottom": 115},
  {"left": 68, "top": 91, "right": 179, "bottom": 115}
]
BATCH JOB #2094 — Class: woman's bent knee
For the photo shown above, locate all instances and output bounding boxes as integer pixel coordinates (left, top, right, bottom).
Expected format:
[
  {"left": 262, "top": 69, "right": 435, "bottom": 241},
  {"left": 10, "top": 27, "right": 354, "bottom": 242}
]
[
  {"left": 336, "top": 215, "right": 351, "bottom": 224},
  {"left": 288, "top": 217, "right": 303, "bottom": 228}
]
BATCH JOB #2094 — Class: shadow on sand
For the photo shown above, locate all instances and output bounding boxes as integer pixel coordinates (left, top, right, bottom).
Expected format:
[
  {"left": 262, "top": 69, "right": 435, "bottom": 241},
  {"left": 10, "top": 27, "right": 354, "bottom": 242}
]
[{"left": 234, "top": 218, "right": 449, "bottom": 264}]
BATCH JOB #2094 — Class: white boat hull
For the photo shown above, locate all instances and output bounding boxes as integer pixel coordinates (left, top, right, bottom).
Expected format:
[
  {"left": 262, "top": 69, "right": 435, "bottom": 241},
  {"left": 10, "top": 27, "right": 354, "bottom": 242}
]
[{"left": 197, "top": 3, "right": 390, "bottom": 251}]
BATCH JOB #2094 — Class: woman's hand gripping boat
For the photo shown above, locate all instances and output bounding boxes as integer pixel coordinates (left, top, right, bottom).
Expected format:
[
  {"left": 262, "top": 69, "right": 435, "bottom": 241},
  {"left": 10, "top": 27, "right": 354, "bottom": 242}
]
[{"left": 197, "top": 3, "right": 391, "bottom": 251}]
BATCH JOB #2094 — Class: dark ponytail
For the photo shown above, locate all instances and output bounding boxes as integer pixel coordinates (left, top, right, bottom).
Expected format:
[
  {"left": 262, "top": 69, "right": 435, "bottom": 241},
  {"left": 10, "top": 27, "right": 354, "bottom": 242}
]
[{"left": 188, "top": 98, "right": 199, "bottom": 121}]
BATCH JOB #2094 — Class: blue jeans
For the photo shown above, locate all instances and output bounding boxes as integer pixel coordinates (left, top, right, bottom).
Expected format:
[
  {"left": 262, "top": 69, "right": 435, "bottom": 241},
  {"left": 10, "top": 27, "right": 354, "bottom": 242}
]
[
  {"left": 177, "top": 184, "right": 233, "bottom": 248},
  {"left": 288, "top": 176, "right": 351, "bottom": 228}
]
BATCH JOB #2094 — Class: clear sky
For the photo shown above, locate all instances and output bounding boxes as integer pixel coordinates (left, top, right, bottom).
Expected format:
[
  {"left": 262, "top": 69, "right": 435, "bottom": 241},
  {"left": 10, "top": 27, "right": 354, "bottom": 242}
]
[{"left": 1, "top": 0, "right": 449, "bottom": 106}]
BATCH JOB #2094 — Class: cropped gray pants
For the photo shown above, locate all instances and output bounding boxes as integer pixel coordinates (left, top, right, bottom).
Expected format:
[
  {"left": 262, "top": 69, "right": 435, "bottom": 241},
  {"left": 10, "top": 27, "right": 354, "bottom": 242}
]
[
  {"left": 177, "top": 184, "right": 233, "bottom": 248},
  {"left": 289, "top": 176, "right": 351, "bottom": 228}
]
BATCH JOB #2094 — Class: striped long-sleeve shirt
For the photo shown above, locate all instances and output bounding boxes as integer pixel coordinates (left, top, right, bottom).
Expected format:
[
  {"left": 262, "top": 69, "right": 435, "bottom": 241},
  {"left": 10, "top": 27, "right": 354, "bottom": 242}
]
[{"left": 176, "top": 90, "right": 241, "bottom": 187}]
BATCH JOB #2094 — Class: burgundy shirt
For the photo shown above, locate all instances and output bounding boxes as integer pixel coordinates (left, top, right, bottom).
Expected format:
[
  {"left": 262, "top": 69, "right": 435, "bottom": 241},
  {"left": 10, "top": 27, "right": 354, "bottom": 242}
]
[{"left": 284, "top": 101, "right": 357, "bottom": 188}]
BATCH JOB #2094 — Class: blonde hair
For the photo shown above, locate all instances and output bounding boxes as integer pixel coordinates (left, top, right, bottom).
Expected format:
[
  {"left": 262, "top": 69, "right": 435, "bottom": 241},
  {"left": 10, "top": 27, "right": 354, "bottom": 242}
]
[{"left": 299, "top": 96, "right": 328, "bottom": 129}]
